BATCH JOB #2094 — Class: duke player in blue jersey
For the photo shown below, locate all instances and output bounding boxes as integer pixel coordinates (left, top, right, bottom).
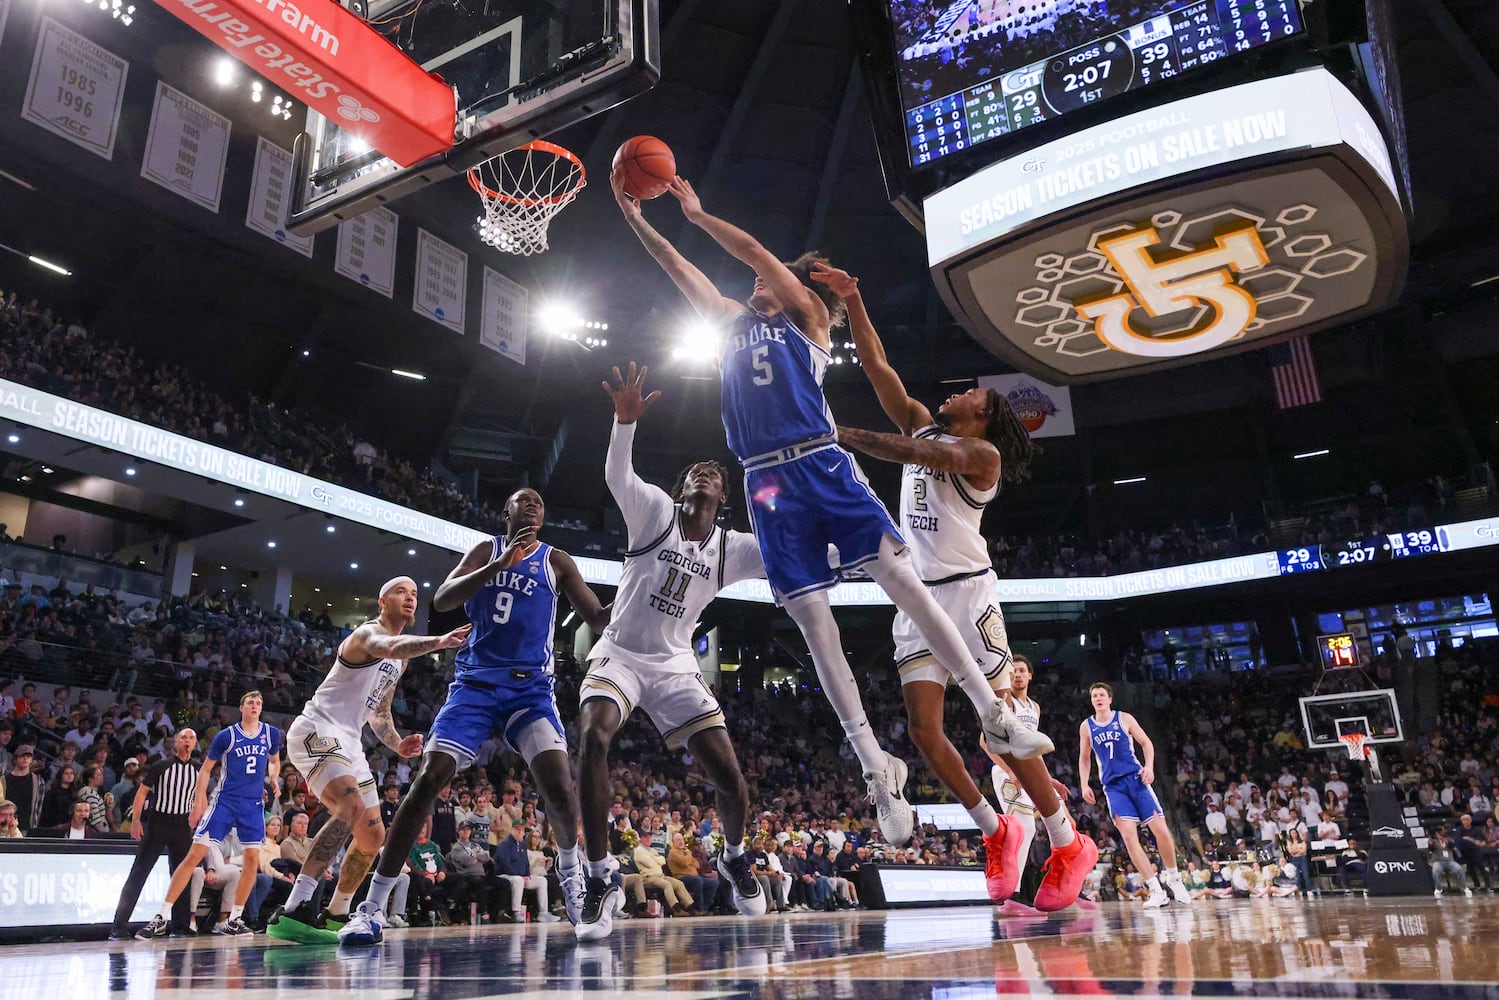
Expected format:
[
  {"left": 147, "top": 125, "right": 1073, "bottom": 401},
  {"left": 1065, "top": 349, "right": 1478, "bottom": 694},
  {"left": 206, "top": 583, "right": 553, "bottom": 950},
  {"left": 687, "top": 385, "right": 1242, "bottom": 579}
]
[
  {"left": 614, "top": 170, "right": 1047, "bottom": 847},
  {"left": 349, "top": 488, "right": 610, "bottom": 942},
  {"left": 137, "top": 690, "right": 281, "bottom": 938},
  {"left": 1078, "top": 683, "right": 1192, "bottom": 907}
]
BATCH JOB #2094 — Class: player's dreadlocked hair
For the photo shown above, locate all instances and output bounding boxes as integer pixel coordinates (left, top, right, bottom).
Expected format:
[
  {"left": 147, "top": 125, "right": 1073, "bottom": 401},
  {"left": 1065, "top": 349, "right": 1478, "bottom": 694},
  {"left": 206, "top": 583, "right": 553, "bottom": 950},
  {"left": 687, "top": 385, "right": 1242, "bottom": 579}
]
[
  {"left": 982, "top": 388, "right": 1040, "bottom": 489},
  {"left": 671, "top": 461, "right": 731, "bottom": 508},
  {"left": 784, "top": 252, "right": 849, "bottom": 329}
]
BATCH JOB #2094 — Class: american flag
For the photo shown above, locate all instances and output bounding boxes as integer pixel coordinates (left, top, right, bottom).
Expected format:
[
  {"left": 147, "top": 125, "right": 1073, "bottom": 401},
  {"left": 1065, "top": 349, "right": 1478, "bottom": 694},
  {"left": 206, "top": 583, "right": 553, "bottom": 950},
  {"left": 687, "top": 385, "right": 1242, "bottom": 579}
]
[{"left": 1267, "top": 337, "right": 1322, "bottom": 409}]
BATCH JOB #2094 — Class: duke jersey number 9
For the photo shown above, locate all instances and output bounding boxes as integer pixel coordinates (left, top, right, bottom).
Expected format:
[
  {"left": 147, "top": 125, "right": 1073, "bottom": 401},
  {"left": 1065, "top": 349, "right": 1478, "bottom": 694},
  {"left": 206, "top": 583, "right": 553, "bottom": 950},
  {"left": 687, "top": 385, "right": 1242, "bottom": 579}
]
[{"left": 492, "top": 591, "right": 514, "bottom": 624}]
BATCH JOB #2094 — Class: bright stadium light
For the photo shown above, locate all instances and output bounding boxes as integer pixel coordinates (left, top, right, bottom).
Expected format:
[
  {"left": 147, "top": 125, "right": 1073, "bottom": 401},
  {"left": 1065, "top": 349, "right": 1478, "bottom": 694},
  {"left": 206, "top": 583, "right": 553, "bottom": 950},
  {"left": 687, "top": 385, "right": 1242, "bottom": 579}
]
[
  {"left": 214, "top": 57, "right": 235, "bottom": 87},
  {"left": 1294, "top": 449, "right": 1330, "bottom": 460},
  {"left": 537, "top": 302, "right": 585, "bottom": 340},
  {"left": 672, "top": 319, "right": 722, "bottom": 363},
  {"left": 1113, "top": 476, "right": 1146, "bottom": 485}
]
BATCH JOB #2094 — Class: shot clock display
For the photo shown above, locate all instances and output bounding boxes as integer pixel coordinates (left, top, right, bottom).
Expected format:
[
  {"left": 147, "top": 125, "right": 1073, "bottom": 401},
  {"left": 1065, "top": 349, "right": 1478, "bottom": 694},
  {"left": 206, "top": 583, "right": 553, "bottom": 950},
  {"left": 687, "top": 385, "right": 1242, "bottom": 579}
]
[
  {"left": 896, "top": 0, "right": 1304, "bottom": 167},
  {"left": 1317, "top": 632, "right": 1361, "bottom": 670},
  {"left": 1275, "top": 527, "right": 1455, "bottom": 576}
]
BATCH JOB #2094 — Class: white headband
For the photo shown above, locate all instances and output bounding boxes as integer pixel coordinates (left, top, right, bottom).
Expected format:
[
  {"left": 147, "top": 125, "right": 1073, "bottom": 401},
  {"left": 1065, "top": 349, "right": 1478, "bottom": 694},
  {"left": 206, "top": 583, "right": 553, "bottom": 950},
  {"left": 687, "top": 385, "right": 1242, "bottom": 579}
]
[{"left": 379, "top": 576, "right": 417, "bottom": 599}]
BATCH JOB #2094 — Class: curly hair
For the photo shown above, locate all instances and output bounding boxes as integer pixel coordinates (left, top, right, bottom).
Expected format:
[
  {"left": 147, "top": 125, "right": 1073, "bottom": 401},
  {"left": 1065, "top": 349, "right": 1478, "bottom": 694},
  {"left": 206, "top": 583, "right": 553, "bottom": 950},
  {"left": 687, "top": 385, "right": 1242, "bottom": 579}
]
[
  {"left": 982, "top": 388, "right": 1040, "bottom": 489},
  {"left": 783, "top": 252, "right": 848, "bottom": 329},
  {"left": 670, "top": 461, "right": 731, "bottom": 507}
]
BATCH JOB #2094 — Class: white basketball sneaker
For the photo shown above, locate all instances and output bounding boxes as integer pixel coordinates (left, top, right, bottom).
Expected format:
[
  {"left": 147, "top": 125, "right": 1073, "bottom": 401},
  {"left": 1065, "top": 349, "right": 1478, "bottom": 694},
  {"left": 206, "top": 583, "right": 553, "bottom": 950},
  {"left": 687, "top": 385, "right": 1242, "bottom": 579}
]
[
  {"left": 982, "top": 699, "right": 1054, "bottom": 760},
  {"left": 1144, "top": 885, "right": 1171, "bottom": 909},
  {"left": 338, "top": 901, "right": 385, "bottom": 946},
  {"left": 1164, "top": 870, "right": 1194, "bottom": 905},
  {"left": 865, "top": 752, "right": 914, "bottom": 847}
]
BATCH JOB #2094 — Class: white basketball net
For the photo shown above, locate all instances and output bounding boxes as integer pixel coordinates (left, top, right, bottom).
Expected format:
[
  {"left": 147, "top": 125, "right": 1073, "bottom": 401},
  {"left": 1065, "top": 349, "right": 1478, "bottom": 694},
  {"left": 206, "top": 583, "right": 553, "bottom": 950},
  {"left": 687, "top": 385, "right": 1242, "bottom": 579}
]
[
  {"left": 1339, "top": 733, "right": 1369, "bottom": 761},
  {"left": 469, "top": 141, "right": 586, "bottom": 256}
]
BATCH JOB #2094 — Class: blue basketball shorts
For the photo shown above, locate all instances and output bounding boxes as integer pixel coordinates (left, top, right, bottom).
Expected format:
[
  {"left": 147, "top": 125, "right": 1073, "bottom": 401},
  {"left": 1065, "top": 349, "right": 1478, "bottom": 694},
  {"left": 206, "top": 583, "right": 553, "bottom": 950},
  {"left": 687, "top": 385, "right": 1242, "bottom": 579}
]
[
  {"left": 194, "top": 792, "right": 265, "bottom": 845},
  {"left": 1103, "top": 773, "right": 1163, "bottom": 823},
  {"left": 428, "top": 671, "right": 565, "bottom": 767},
  {"left": 743, "top": 446, "right": 903, "bottom": 601}
]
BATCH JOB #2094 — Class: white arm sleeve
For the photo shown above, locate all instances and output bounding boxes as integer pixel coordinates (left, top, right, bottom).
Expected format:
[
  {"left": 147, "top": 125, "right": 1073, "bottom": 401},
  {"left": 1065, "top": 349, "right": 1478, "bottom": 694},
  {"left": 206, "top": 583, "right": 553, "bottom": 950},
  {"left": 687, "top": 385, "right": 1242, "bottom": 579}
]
[{"left": 605, "top": 419, "right": 674, "bottom": 547}]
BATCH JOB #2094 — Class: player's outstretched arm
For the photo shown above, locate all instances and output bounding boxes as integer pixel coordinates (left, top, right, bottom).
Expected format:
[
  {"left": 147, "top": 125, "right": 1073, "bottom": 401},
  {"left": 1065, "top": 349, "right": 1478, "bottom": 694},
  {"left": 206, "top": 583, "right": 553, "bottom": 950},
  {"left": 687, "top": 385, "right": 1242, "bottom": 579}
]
[
  {"left": 370, "top": 683, "right": 424, "bottom": 759},
  {"left": 667, "top": 176, "right": 828, "bottom": 339},
  {"left": 810, "top": 263, "right": 931, "bottom": 435},
  {"left": 602, "top": 363, "right": 674, "bottom": 540},
  {"left": 835, "top": 424, "right": 1000, "bottom": 482},
  {"left": 613, "top": 169, "right": 738, "bottom": 323},
  {"left": 346, "top": 621, "right": 473, "bottom": 663},
  {"left": 550, "top": 548, "right": 611, "bottom": 632}
]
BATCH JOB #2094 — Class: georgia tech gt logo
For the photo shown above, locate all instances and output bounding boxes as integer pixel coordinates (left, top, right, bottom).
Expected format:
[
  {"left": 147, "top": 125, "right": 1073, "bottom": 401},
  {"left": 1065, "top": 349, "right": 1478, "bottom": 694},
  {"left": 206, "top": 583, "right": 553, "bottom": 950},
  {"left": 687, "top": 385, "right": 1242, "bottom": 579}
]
[{"left": 1075, "top": 223, "right": 1269, "bottom": 358}]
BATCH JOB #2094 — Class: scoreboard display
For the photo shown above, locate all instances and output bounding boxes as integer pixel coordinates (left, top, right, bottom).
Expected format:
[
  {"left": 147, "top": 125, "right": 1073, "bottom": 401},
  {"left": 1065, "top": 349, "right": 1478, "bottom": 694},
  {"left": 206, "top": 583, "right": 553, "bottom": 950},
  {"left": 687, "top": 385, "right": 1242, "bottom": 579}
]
[
  {"left": 896, "top": 0, "right": 1304, "bottom": 167},
  {"left": 1275, "top": 527, "right": 1452, "bottom": 577}
]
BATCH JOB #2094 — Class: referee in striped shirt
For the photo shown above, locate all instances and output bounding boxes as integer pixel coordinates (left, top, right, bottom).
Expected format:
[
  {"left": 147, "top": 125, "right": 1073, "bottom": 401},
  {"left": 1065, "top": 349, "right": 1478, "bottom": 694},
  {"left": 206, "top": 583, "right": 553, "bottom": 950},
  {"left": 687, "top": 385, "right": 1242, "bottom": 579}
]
[{"left": 111, "top": 729, "right": 199, "bottom": 939}]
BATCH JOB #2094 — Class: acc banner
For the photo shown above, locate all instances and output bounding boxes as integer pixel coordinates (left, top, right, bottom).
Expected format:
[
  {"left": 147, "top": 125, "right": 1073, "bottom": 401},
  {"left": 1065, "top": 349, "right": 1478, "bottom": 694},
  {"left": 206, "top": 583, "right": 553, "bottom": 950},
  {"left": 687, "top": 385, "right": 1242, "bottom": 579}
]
[
  {"left": 22, "top": 18, "right": 129, "bottom": 160},
  {"left": 334, "top": 207, "right": 397, "bottom": 298},
  {"left": 976, "top": 374, "right": 1075, "bottom": 438},
  {"left": 141, "top": 81, "right": 231, "bottom": 212},
  {"left": 246, "top": 137, "right": 314, "bottom": 256},
  {"left": 413, "top": 228, "right": 466, "bottom": 334},
  {"left": 480, "top": 266, "right": 527, "bottom": 365}
]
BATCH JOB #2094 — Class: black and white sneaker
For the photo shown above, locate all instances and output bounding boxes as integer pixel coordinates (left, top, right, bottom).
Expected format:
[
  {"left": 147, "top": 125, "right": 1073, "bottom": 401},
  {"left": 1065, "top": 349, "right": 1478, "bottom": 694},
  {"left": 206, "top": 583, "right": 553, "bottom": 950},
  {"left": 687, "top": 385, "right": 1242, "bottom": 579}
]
[
  {"left": 135, "top": 915, "right": 170, "bottom": 940},
  {"left": 716, "top": 850, "right": 768, "bottom": 916},
  {"left": 574, "top": 877, "right": 623, "bottom": 942},
  {"left": 214, "top": 917, "right": 254, "bottom": 936}
]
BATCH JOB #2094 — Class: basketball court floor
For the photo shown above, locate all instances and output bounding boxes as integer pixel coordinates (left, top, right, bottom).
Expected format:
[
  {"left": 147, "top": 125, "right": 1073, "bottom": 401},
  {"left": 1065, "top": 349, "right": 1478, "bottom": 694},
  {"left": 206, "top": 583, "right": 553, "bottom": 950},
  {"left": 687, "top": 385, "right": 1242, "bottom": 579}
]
[{"left": 5, "top": 898, "right": 1494, "bottom": 997}]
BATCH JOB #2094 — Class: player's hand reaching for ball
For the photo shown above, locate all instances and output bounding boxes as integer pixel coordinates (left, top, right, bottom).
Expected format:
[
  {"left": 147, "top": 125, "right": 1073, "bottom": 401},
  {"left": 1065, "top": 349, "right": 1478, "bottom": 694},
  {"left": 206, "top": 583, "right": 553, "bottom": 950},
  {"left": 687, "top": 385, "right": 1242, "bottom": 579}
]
[
  {"left": 397, "top": 733, "right": 425, "bottom": 759},
  {"left": 603, "top": 362, "right": 661, "bottom": 425},
  {"left": 438, "top": 624, "right": 473, "bottom": 649},
  {"left": 610, "top": 168, "right": 641, "bottom": 219},
  {"left": 668, "top": 176, "right": 705, "bottom": 223},
  {"left": 1081, "top": 785, "right": 1096, "bottom": 805},
  {"left": 809, "top": 261, "right": 859, "bottom": 299}
]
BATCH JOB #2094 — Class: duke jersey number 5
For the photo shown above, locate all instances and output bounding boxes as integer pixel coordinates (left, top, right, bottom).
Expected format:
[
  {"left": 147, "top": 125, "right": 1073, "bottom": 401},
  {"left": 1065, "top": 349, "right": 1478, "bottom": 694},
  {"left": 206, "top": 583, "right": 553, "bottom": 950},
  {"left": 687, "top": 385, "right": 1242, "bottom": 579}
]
[{"left": 751, "top": 345, "right": 774, "bottom": 385}]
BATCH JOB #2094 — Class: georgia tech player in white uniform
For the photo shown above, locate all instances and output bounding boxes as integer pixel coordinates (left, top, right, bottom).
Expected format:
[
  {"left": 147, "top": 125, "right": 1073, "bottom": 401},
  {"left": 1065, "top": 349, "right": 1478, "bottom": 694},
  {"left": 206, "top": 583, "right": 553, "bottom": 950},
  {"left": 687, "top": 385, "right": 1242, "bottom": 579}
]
[
  {"left": 267, "top": 578, "right": 470, "bottom": 944},
  {"left": 575, "top": 364, "right": 768, "bottom": 942},
  {"left": 818, "top": 262, "right": 1096, "bottom": 912}
]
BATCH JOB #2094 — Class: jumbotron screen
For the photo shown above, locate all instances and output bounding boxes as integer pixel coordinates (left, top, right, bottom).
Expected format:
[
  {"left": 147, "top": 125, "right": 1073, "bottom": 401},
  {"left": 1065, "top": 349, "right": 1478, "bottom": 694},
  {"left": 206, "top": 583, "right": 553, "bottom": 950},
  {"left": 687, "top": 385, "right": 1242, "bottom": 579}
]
[{"left": 892, "top": 0, "right": 1304, "bottom": 168}]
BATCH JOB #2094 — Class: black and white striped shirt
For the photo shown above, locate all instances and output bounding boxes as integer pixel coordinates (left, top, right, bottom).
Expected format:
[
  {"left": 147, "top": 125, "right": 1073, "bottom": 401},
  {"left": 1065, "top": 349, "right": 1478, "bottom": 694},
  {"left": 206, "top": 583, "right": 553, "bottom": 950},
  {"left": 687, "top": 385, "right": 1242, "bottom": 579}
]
[{"left": 140, "top": 757, "right": 198, "bottom": 817}]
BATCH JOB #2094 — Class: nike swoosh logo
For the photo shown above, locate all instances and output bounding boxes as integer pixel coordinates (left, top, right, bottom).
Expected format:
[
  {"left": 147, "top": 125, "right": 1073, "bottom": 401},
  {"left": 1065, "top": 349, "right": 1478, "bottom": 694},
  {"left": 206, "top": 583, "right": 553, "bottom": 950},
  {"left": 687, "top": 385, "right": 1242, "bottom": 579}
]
[{"left": 826, "top": 461, "right": 840, "bottom": 473}]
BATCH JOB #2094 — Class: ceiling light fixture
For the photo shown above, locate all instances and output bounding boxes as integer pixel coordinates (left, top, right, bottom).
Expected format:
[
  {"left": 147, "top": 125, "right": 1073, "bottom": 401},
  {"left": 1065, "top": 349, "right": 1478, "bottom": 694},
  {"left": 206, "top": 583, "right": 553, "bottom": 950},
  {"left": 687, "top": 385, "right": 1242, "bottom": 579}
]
[
  {"left": 391, "top": 369, "right": 426, "bottom": 380},
  {"left": 28, "top": 255, "right": 71, "bottom": 276},
  {"left": 1113, "top": 476, "right": 1146, "bottom": 485},
  {"left": 1293, "top": 449, "right": 1330, "bottom": 460}
]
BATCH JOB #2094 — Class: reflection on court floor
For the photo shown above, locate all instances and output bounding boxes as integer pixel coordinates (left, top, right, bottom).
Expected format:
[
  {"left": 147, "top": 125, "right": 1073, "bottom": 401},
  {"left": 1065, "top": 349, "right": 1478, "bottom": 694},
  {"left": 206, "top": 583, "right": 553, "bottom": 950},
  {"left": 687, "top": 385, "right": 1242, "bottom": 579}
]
[{"left": 3, "top": 898, "right": 1495, "bottom": 998}]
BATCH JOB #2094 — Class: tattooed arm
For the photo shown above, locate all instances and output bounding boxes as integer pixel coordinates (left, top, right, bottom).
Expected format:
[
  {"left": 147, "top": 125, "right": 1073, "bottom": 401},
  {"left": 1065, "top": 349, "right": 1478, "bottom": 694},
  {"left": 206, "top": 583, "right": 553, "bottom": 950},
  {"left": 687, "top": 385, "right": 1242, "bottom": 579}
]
[
  {"left": 341, "top": 620, "right": 471, "bottom": 664},
  {"left": 369, "top": 683, "right": 424, "bottom": 759},
  {"left": 836, "top": 424, "right": 1000, "bottom": 481}
]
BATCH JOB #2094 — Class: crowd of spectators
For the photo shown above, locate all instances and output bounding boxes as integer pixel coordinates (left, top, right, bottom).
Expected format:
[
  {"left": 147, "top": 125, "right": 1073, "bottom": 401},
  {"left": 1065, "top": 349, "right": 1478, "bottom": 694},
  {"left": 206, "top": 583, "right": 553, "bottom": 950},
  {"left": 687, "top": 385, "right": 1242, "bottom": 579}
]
[{"left": 1, "top": 287, "right": 1474, "bottom": 583}]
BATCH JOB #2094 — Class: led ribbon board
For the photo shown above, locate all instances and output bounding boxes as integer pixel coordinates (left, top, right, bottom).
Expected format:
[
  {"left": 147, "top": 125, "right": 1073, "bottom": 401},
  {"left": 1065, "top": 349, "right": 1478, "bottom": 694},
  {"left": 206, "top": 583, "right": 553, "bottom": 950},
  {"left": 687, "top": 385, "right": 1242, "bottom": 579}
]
[{"left": 925, "top": 67, "right": 1406, "bottom": 382}]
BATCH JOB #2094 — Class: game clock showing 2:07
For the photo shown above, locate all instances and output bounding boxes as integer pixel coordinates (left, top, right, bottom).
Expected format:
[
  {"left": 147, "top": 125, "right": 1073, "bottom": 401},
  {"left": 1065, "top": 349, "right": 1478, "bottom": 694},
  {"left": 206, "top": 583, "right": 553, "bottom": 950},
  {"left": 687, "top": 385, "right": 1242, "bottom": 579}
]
[{"left": 901, "top": 0, "right": 1303, "bottom": 167}]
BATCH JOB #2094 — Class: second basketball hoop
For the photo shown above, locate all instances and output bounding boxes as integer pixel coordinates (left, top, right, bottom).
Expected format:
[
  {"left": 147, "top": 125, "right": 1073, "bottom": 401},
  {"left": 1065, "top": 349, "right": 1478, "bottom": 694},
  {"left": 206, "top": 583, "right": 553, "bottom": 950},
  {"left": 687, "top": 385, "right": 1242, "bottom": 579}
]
[{"left": 470, "top": 140, "right": 587, "bottom": 256}]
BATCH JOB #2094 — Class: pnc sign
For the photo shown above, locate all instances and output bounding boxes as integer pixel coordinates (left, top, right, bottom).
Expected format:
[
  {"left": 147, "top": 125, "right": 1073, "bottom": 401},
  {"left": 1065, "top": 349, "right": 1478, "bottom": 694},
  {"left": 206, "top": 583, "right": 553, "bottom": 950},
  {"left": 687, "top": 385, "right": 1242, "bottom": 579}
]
[{"left": 1076, "top": 223, "right": 1269, "bottom": 358}]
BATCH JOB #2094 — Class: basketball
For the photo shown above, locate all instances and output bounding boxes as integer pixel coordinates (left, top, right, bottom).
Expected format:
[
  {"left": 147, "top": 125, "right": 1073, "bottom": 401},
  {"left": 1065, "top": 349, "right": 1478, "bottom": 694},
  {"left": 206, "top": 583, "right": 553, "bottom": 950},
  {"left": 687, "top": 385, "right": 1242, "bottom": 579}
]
[{"left": 613, "top": 135, "right": 676, "bottom": 200}]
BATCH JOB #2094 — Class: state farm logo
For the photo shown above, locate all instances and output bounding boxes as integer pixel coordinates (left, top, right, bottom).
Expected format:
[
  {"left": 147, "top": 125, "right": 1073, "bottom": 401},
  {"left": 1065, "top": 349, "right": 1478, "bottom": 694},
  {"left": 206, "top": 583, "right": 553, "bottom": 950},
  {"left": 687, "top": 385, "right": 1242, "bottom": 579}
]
[
  {"left": 1075, "top": 223, "right": 1268, "bottom": 358},
  {"left": 1371, "top": 826, "right": 1406, "bottom": 839},
  {"left": 337, "top": 95, "right": 380, "bottom": 123},
  {"left": 1373, "top": 860, "right": 1415, "bottom": 874}
]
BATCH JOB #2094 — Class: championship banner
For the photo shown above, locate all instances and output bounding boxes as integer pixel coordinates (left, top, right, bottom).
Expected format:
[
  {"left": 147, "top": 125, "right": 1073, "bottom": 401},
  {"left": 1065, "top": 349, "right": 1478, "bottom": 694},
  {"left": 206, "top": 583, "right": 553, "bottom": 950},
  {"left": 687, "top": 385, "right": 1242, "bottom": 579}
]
[
  {"left": 977, "top": 374, "right": 1075, "bottom": 438},
  {"left": 141, "top": 81, "right": 231, "bottom": 212},
  {"left": 22, "top": 18, "right": 129, "bottom": 161},
  {"left": 413, "top": 228, "right": 466, "bottom": 334},
  {"left": 480, "top": 266, "right": 527, "bottom": 365},
  {"left": 151, "top": 0, "right": 456, "bottom": 166},
  {"left": 246, "top": 136, "right": 314, "bottom": 256},
  {"left": 334, "top": 206, "right": 398, "bottom": 298}
]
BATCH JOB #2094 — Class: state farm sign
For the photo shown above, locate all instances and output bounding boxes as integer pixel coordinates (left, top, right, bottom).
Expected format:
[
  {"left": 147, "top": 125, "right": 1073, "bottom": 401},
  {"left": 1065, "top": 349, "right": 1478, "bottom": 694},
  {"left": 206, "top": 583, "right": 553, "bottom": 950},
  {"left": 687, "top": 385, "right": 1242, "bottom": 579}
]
[{"left": 154, "top": 0, "right": 455, "bottom": 166}]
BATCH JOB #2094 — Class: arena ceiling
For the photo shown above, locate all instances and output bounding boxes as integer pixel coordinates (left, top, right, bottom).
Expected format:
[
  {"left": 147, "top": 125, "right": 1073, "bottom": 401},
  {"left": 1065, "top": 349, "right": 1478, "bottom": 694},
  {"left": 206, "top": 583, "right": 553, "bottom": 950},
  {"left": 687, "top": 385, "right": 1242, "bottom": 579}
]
[{"left": 0, "top": 0, "right": 1497, "bottom": 532}]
